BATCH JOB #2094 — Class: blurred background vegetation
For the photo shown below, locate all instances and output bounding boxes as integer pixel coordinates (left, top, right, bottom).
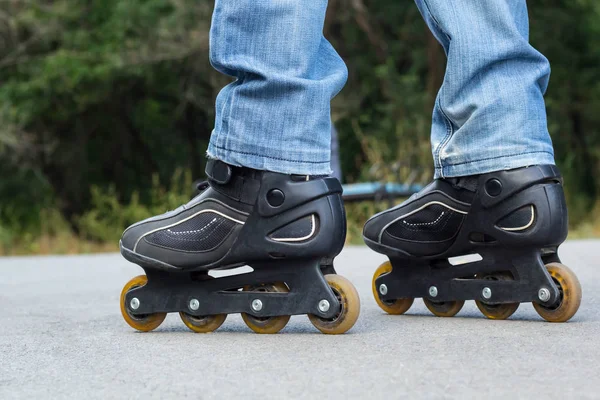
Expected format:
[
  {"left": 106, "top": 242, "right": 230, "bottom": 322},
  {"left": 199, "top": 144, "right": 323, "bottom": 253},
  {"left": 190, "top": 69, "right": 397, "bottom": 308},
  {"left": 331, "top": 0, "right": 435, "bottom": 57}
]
[{"left": 1, "top": 0, "right": 599, "bottom": 255}]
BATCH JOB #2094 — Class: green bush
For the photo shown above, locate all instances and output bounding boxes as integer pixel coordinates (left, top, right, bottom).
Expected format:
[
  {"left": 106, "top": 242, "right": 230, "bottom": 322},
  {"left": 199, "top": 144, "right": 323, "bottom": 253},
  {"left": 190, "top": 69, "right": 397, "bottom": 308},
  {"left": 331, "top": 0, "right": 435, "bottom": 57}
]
[{"left": 77, "top": 170, "right": 194, "bottom": 243}]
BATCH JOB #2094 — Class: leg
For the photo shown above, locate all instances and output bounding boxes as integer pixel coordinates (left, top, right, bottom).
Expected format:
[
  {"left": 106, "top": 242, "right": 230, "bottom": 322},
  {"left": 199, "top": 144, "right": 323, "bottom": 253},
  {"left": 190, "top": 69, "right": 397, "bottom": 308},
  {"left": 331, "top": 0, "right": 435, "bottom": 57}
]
[
  {"left": 414, "top": 0, "right": 555, "bottom": 178},
  {"left": 364, "top": 2, "right": 580, "bottom": 322},
  {"left": 207, "top": 0, "right": 348, "bottom": 175},
  {"left": 119, "top": 1, "right": 359, "bottom": 335}
]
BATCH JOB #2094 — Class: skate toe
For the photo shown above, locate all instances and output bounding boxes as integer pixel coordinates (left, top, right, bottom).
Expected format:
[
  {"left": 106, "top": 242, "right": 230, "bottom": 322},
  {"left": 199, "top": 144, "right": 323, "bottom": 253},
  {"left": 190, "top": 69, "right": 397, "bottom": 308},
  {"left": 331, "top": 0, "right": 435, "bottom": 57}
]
[
  {"left": 120, "top": 223, "right": 148, "bottom": 253},
  {"left": 362, "top": 214, "right": 387, "bottom": 244}
]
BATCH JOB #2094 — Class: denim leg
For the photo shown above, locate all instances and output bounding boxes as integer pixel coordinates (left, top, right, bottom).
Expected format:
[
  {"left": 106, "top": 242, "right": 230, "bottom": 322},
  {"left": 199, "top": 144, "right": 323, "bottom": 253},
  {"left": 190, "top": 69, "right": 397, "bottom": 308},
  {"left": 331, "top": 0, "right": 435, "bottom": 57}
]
[
  {"left": 207, "top": 0, "right": 348, "bottom": 175},
  {"left": 414, "top": 0, "right": 556, "bottom": 178}
]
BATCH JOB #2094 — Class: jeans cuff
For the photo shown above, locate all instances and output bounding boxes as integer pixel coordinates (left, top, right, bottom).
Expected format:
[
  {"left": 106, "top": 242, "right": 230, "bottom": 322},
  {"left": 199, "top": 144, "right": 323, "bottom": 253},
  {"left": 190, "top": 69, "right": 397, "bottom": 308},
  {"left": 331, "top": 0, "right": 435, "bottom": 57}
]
[
  {"left": 436, "top": 151, "right": 556, "bottom": 178},
  {"left": 207, "top": 140, "right": 332, "bottom": 175}
]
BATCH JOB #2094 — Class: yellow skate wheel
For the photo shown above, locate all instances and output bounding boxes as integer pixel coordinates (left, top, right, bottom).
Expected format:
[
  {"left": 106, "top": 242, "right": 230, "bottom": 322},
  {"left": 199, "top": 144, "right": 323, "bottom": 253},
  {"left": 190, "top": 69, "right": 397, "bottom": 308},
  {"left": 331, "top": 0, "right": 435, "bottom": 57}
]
[
  {"left": 179, "top": 275, "right": 227, "bottom": 333},
  {"left": 241, "top": 282, "right": 291, "bottom": 334},
  {"left": 372, "top": 261, "right": 414, "bottom": 315},
  {"left": 120, "top": 275, "right": 167, "bottom": 332},
  {"left": 475, "top": 272, "right": 520, "bottom": 320},
  {"left": 533, "top": 263, "right": 582, "bottom": 322},
  {"left": 476, "top": 300, "right": 520, "bottom": 320},
  {"left": 180, "top": 311, "right": 227, "bottom": 333},
  {"left": 308, "top": 274, "right": 360, "bottom": 334},
  {"left": 423, "top": 298, "right": 464, "bottom": 317}
]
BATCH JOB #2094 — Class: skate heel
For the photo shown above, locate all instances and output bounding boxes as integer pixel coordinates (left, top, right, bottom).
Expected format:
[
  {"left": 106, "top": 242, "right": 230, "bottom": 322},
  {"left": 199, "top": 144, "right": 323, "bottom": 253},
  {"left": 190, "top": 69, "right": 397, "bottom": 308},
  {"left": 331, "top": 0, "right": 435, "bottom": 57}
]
[{"left": 476, "top": 165, "right": 568, "bottom": 249}]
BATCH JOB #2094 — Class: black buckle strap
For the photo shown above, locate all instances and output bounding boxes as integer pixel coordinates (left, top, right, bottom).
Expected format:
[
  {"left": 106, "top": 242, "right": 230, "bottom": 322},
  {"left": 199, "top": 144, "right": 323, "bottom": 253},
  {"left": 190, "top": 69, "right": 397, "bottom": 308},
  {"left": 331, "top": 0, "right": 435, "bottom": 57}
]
[
  {"left": 205, "top": 159, "right": 261, "bottom": 205},
  {"left": 205, "top": 159, "right": 232, "bottom": 184}
]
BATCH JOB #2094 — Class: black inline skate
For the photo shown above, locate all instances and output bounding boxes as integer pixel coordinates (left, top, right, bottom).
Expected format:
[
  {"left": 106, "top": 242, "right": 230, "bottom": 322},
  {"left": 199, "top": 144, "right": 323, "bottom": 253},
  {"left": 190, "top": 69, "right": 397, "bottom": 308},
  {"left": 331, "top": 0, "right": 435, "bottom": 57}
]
[
  {"left": 119, "top": 159, "right": 359, "bottom": 334},
  {"left": 364, "top": 165, "right": 581, "bottom": 322}
]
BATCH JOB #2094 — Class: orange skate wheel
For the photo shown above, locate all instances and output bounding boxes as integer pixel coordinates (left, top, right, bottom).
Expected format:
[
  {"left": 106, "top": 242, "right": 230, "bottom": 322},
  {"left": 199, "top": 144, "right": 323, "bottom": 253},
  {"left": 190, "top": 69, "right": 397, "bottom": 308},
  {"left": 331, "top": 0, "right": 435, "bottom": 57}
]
[
  {"left": 372, "top": 261, "right": 414, "bottom": 315},
  {"left": 241, "top": 282, "right": 291, "bottom": 334},
  {"left": 308, "top": 274, "right": 360, "bottom": 334},
  {"left": 120, "top": 275, "right": 167, "bottom": 332},
  {"left": 533, "top": 263, "right": 582, "bottom": 322},
  {"left": 423, "top": 298, "right": 464, "bottom": 317},
  {"left": 180, "top": 312, "right": 227, "bottom": 333},
  {"left": 475, "top": 272, "right": 520, "bottom": 320}
]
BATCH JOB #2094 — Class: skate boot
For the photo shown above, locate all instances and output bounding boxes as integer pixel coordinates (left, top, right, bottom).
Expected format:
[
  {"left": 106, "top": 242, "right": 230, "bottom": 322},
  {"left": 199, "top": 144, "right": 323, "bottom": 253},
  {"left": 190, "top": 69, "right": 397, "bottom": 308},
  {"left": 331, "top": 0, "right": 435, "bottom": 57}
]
[
  {"left": 119, "top": 160, "right": 360, "bottom": 334},
  {"left": 364, "top": 165, "right": 581, "bottom": 322}
]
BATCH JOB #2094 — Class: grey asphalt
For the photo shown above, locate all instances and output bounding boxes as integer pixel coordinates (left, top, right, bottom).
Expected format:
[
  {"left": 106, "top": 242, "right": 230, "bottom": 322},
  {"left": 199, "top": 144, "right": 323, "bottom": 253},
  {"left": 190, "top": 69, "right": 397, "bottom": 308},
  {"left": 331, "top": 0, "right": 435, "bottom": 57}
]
[{"left": 1, "top": 241, "right": 598, "bottom": 399}]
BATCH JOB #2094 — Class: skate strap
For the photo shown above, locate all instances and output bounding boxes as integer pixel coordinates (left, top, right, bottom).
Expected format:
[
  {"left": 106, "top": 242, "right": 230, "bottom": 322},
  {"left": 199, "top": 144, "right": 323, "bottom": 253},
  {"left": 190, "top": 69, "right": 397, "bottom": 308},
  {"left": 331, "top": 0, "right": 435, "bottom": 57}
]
[
  {"left": 205, "top": 159, "right": 261, "bottom": 205},
  {"left": 205, "top": 159, "right": 232, "bottom": 184},
  {"left": 453, "top": 176, "right": 478, "bottom": 192}
]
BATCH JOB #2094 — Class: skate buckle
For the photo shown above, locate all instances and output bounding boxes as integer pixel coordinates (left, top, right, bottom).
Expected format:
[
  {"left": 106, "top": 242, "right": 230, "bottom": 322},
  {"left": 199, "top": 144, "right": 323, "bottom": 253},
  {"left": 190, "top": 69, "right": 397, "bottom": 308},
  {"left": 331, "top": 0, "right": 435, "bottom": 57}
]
[{"left": 206, "top": 159, "right": 232, "bottom": 185}]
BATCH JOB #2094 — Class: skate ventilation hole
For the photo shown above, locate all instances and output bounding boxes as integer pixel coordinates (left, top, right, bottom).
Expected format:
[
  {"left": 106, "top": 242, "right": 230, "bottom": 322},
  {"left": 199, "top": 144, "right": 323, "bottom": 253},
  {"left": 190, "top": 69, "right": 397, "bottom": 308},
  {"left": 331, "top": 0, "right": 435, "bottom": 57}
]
[
  {"left": 269, "top": 214, "right": 318, "bottom": 242},
  {"left": 144, "top": 211, "right": 237, "bottom": 252},
  {"left": 386, "top": 204, "right": 465, "bottom": 242},
  {"left": 496, "top": 205, "right": 536, "bottom": 232}
]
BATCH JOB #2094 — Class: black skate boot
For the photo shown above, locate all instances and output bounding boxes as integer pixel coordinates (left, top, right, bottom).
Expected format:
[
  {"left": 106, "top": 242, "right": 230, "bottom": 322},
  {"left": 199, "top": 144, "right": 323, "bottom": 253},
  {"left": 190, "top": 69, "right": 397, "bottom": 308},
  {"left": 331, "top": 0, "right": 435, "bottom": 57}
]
[
  {"left": 364, "top": 165, "right": 581, "bottom": 322},
  {"left": 119, "top": 159, "right": 359, "bottom": 334}
]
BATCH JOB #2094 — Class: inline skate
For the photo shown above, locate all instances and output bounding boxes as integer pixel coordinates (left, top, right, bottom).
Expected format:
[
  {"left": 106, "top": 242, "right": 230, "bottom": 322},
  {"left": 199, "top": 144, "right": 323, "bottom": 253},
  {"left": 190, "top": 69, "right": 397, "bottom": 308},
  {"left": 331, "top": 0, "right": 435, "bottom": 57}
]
[
  {"left": 119, "top": 159, "right": 359, "bottom": 334},
  {"left": 364, "top": 165, "right": 581, "bottom": 322}
]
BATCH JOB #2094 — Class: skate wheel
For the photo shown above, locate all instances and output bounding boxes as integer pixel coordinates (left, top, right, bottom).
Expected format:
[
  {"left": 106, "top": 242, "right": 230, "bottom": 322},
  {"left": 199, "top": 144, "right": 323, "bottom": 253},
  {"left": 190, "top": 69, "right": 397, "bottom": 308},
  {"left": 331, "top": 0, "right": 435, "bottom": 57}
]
[
  {"left": 533, "top": 263, "right": 582, "bottom": 323},
  {"left": 423, "top": 298, "right": 464, "bottom": 317},
  {"left": 179, "top": 312, "right": 227, "bottom": 333},
  {"left": 475, "top": 272, "right": 520, "bottom": 320},
  {"left": 308, "top": 274, "right": 360, "bottom": 334},
  {"left": 241, "top": 282, "right": 291, "bottom": 334},
  {"left": 120, "top": 275, "right": 167, "bottom": 332},
  {"left": 476, "top": 301, "right": 520, "bottom": 320},
  {"left": 179, "top": 275, "right": 227, "bottom": 333},
  {"left": 372, "top": 261, "right": 414, "bottom": 315}
]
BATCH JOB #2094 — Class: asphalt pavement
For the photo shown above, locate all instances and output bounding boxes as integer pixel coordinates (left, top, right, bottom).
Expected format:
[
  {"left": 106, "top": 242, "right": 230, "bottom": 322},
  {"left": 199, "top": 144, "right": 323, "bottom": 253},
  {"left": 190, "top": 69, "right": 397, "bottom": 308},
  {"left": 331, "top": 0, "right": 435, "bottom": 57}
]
[{"left": 1, "top": 241, "right": 598, "bottom": 399}]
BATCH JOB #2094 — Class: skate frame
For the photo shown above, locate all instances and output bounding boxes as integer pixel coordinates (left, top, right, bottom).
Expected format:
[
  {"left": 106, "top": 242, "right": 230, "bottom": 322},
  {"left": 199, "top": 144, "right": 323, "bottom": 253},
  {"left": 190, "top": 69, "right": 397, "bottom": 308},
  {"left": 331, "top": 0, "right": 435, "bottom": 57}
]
[
  {"left": 125, "top": 260, "right": 341, "bottom": 319},
  {"left": 377, "top": 249, "right": 562, "bottom": 305}
]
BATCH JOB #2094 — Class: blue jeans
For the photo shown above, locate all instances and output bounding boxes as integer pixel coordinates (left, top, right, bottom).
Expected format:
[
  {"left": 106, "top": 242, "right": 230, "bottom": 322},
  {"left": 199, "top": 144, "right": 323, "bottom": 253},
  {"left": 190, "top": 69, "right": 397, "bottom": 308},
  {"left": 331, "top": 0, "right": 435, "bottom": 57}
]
[{"left": 207, "top": 0, "right": 555, "bottom": 178}]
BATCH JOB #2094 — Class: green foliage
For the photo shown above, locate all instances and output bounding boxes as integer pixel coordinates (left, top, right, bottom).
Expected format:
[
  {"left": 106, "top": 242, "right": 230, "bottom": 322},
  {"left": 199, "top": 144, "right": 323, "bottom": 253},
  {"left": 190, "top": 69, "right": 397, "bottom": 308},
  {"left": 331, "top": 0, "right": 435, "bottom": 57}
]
[
  {"left": 0, "top": 0, "right": 599, "bottom": 254},
  {"left": 77, "top": 170, "right": 194, "bottom": 242}
]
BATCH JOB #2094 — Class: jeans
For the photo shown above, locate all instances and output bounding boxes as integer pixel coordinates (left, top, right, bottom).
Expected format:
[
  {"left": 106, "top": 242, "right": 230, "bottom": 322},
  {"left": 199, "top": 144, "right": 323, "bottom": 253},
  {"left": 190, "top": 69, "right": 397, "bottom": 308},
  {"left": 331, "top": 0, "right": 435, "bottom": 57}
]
[{"left": 207, "top": 0, "right": 555, "bottom": 178}]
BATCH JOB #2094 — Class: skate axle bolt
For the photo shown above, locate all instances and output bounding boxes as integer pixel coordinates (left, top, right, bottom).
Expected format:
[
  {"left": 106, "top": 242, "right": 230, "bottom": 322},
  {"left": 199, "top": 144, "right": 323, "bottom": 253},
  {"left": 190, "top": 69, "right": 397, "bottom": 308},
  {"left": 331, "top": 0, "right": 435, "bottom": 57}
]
[
  {"left": 189, "top": 298, "right": 200, "bottom": 311},
  {"left": 538, "top": 288, "right": 551, "bottom": 302},
  {"left": 130, "top": 297, "right": 140, "bottom": 310},
  {"left": 428, "top": 286, "right": 438, "bottom": 298},
  {"left": 251, "top": 299, "right": 263, "bottom": 312},
  {"left": 482, "top": 287, "right": 492, "bottom": 300},
  {"left": 379, "top": 284, "right": 388, "bottom": 296},
  {"left": 318, "top": 299, "right": 330, "bottom": 313}
]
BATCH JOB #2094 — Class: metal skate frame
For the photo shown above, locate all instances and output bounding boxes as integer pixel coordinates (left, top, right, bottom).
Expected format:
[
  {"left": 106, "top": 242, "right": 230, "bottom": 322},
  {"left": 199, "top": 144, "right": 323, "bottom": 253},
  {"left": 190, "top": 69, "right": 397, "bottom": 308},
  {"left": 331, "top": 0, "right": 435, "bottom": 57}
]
[
  {"left": 124, "top": 260, "right": 341, "bottom": 319},
  {"left": 376, "top": 249, "right": 562, "bottom": 306}
]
